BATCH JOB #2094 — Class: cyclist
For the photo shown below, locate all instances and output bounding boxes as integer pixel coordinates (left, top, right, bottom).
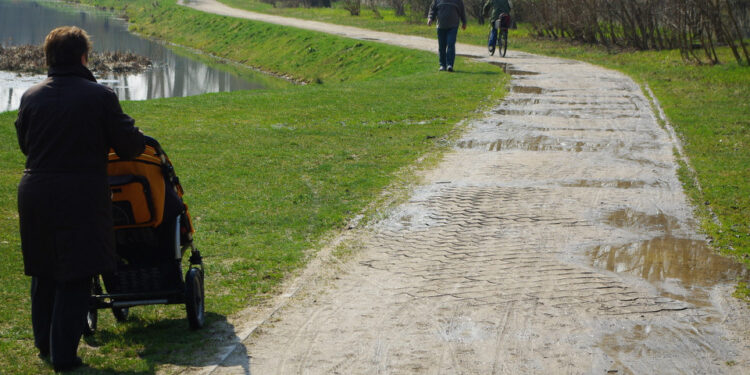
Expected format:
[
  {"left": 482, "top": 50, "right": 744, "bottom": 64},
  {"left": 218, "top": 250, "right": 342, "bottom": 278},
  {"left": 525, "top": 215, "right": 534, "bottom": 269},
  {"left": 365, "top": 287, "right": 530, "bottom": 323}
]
[{"left": 484, "top": 0, "right": 511, "bottom": 54}]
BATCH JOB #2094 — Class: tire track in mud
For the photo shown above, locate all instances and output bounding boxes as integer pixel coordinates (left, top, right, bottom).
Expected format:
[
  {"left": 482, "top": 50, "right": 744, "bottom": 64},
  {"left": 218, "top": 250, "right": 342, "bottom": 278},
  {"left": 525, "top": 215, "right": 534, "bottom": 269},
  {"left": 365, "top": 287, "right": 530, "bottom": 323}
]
[
  {"left": 489, "top": 303, "right": 511, "bottom": 375},
  {"left": 178, "top": 2, "right": 750, "bottom": 373},
  {"left": 362, "top": 185, "right": 691, "bottom": 316},
  {"left": 279, "top": 303, "right": 338, "bottom": 374}
]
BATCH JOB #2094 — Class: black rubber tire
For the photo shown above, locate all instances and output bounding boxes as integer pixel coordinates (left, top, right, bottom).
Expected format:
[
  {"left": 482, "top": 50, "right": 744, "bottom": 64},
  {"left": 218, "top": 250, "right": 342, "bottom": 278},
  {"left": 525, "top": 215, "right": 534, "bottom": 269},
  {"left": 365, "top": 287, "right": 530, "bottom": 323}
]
[
  {"left": 500, "top": 30, "right": 508, "bottom": 57},
  {"left": 185, "top": 268, "right": 205, "bottom": 329},
  {"left": 112, "top": 307, "right": 129, "bottom": 322},
  {"left": 83, "top": 308, "right": 98, "bottom": 336},
  {"left": 83, "top": 277, "right": 101, "bottom": 336}
]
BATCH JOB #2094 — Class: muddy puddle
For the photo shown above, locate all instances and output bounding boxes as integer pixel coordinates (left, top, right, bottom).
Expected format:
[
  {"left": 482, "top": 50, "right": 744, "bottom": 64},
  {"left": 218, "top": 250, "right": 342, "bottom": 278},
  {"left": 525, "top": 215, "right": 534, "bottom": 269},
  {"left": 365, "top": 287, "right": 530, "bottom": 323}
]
[
  {"left": 456, "top": 53, "right": 484, "bottom": 59},
  {"left": 456, "top": 135, "right": 630, "bottom": 152},
  {"left": 560, "top": 179, "right": 657, "bottom": 189},
  {"left": 589, "top": 209, "right": 747, "bottom": 305},
  {"left": 605, "top": 209, "right": 681, "bottom": 234},
  {"left": 505, "top": 98, "right": 542, "bottom": 105},
  {"left": 486, "top": 61, "right": 540, "bottom": 76},
  {"left": 504, "top": 98, "right": 632, "bottom": 107},
  {"left": 495, "top": 108, "right": 592, "bottom": 118},
  {"left": 511, "top": 85, "right": 545, "bottom": 94},
  {"left": 589, "top": 237, "right": 746, "bottom": 288},
  {"left": 495, "top": 107, "right": 636, "bottom": 119},
  {"left": 487, "top": 61, "right": 507, "bottom": 72},
  {"left": 507, "top": 69, "right": 539, "bottom": 76},
  {"left": 525, "top": 126, "right": 620, "bottom": 133}
]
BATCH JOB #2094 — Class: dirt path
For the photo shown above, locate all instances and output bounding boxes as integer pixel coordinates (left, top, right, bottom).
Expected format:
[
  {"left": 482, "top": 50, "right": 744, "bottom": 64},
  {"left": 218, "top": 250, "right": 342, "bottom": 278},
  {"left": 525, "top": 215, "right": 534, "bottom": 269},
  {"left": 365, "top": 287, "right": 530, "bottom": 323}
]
[{"left": 177, "top": 1, "right": 750, "bottom": 373}]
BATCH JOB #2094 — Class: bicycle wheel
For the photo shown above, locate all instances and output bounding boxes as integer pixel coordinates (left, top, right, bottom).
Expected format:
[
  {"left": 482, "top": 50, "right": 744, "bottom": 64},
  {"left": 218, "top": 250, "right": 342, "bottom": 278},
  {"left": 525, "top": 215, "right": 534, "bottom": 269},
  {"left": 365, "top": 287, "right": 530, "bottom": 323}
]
[{"left": 500, "top": 29, "right": 508, "bottom": 57}]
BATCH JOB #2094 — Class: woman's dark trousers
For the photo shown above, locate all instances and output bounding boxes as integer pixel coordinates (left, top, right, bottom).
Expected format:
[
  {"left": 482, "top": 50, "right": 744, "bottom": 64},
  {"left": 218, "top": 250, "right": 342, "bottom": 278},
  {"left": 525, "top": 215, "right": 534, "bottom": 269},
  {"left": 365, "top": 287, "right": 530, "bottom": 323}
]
[
  {"left": 437, "top": 27, "right": 459, "bottom": 68},
  {"left": 31, "top": 276, "right": 91, "bottom": 367}
]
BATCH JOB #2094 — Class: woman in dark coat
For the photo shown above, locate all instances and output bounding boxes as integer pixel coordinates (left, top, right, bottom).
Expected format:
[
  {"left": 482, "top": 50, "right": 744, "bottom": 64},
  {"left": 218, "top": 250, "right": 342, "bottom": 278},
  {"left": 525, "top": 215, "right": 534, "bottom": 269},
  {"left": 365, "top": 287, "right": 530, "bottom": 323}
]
[{"left": 15, "top": 26, "right": 144, "bottom": 372}]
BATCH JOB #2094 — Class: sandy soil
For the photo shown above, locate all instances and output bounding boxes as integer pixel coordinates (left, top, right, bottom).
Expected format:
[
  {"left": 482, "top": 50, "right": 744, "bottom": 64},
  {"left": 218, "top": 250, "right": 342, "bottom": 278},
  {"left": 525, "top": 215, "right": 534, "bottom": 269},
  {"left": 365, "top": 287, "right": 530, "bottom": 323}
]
[{"left": 174, "top": 2, "right": 750, "bottom": 373}]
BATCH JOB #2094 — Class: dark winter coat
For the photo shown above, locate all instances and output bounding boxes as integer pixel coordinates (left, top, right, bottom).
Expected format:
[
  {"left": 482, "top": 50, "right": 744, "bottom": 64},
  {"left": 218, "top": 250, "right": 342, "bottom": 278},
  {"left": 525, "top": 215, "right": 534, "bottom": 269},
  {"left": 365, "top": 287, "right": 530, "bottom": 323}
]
[
  {"left": 483, "top": 0, "right": 511, "bottom": 22},
  {"left": 428, "top": 0, "right": 467, "bottom": 29},
  {"left": 15, "top": 64, "right": 144, "bottom": 282}
]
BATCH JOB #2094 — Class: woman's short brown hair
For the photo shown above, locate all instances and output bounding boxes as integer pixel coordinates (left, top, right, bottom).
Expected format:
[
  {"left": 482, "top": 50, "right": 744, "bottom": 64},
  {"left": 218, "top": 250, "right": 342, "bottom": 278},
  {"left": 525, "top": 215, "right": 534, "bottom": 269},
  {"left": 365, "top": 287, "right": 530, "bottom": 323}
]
[{"left": 43, "top": 26, "right": 92, "bottom": 67}]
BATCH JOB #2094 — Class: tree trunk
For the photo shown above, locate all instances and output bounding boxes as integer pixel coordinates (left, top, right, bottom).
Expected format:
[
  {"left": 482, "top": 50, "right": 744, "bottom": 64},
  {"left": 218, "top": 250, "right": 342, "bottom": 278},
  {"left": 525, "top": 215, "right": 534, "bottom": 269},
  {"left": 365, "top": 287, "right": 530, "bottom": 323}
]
[{"left": 725, "top": 0, "right": 750, "bottom": 64}]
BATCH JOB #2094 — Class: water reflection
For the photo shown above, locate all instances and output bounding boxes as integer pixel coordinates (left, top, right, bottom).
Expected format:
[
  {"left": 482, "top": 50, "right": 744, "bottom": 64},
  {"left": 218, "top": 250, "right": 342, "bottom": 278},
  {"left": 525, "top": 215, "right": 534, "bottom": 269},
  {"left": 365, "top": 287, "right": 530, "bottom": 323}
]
[
  {"left": 0, "top": 0, "right": 283, "bottom": 112},
  {"left": 605, "top": 209, "right": 680, "bottom": 235},
  {"left": 588, "top": 237, "right": 746, "bottom": 289},
  {"left": 592, "top": 208, "right": 747, "bottom": 292},
  {"left": 0, "top": 70, "right": 46, "bottom": 111}
]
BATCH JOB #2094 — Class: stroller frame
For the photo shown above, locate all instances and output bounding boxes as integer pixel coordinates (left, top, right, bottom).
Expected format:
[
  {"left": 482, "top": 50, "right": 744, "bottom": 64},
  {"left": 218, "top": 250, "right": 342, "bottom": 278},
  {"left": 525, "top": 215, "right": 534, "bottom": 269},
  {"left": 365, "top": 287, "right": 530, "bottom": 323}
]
[{"left": 85, "top": 137, "right": 205, "bottom": 334}]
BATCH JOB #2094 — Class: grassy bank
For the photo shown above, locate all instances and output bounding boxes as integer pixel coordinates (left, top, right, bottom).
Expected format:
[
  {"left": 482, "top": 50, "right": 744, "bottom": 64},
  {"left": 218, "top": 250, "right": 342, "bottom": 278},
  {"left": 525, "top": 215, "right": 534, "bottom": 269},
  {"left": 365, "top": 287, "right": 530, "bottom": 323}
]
[
  {"left": 123, "top": 0, "right": 441, "bottom": 83},
  {"left": 0, "top": 0, "right": 507, "bottom": 373},
  {"left": 219, "top": 0, "right": 750, "bottom": 295}
]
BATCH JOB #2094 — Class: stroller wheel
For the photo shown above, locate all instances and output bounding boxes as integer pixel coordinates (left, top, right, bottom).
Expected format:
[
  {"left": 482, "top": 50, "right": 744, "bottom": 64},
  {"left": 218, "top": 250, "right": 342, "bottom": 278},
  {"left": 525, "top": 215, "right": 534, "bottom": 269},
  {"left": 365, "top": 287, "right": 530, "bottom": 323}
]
[
  {"left": 83, "top": 276, "right": 102, "bottom": 336},
  {"left": 112, "top": 307, "right": 129, "bottom": 322},
  {"left": 185, "top": 267, "right": 205, "bottom": 329},
  {"left": 83, "top": 308, "right": 98, "bottom": 336}
]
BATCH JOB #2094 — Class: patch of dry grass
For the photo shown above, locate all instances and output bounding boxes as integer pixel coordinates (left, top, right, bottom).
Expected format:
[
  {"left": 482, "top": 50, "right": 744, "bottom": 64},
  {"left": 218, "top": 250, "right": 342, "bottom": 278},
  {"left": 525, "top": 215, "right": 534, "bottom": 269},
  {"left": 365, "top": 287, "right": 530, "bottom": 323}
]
[{"left": 0, "top": 45, "right": 152, "bottom": 74}]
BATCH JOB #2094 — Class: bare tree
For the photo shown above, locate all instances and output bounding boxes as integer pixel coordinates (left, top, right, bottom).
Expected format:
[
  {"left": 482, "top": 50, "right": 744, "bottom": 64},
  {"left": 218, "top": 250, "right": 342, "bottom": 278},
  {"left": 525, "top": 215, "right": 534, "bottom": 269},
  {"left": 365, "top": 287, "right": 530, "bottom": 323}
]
[
  {"left": 407, "top": 0, "right": 433, "bottom": 23},
  {"left": 343, "top": 0, "right": 362, "bottom": 15},
  {"left": 514, "top": 0, "right": 749, "bottom": 64},
  {"left": 391, "top": 0, "right": 407, "bottom": 16},
  {"left": 464, "top": 0, "right": 487, "bottom": 25}
]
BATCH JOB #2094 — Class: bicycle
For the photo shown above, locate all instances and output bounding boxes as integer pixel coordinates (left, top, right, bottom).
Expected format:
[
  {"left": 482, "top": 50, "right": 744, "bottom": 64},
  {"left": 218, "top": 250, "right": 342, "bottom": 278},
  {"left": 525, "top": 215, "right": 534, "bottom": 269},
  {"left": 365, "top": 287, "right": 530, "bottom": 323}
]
[{"left": 488, "top": 13, "right": 511, "bottom": 57}]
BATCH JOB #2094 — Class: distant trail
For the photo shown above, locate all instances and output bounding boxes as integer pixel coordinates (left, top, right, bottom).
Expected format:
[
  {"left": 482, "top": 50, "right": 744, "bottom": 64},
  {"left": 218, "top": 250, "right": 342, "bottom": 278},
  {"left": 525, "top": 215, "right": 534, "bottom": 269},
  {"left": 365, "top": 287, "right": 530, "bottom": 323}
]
[
  {"left": 181, "top": 0, "right": 490, "bottom": 58},
  {"left": 177, "top": 1, "right": 750, "bottom": 374}
]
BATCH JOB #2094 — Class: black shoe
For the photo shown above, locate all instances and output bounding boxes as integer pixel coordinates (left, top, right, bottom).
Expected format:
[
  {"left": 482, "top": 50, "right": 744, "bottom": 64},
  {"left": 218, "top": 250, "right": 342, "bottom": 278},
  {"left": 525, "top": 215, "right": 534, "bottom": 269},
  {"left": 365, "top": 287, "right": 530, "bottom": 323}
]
[
  {"left": 53, "top": 357, "right": 83, "bottom": 372},
  {"left": 489, "top": 45, "right": 495, "bottom": 55},
  {"left": 38, "top": 353, "right": 51, "bottom": 363},
  {"left": 439, "top": 65, "right": 446, "bottom": 71},
  {"left": 447, "top": 66, "right": 454, "bottom": 72}
]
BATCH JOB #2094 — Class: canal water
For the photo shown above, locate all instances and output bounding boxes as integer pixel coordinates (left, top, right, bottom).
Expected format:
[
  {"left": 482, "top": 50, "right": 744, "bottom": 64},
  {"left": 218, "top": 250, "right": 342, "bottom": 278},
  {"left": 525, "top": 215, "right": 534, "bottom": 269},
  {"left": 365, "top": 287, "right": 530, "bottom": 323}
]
[{"left": 0, "top": 0, "right": 287, "bottom": 112}]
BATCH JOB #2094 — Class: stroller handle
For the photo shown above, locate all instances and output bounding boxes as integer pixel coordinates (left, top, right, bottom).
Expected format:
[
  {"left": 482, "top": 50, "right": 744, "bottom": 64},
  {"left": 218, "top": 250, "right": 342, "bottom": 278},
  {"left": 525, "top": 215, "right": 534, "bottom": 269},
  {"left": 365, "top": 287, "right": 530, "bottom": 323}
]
[{"left": 143, "top": 135, "right": 164, "bottom": 154}]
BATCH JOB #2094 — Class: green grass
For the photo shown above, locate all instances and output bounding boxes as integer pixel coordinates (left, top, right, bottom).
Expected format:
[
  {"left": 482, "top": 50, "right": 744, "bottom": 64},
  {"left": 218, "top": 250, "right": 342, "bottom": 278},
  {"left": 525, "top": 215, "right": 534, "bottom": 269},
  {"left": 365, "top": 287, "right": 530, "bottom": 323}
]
[
  {"left": 218, "top": 0, "right": 750, "bottom": 295},
  {"left": 0, "top": 0, "right": 507, "bottom": 373}
]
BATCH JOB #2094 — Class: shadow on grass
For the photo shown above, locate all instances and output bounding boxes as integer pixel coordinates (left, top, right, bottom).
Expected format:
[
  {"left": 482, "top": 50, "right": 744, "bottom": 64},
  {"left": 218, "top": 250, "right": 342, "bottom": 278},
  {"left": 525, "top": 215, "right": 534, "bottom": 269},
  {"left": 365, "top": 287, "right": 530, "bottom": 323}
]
[{"left": 77, "top": 311, "right": 250, "bottom": 374}]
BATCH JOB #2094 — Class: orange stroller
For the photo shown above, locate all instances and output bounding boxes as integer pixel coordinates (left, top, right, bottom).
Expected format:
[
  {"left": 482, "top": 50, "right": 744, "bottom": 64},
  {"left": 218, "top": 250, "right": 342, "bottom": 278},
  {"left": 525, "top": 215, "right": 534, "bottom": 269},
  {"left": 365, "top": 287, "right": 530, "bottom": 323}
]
[{"left": 84, "top": 136, "right": 205, "bottom": 333}]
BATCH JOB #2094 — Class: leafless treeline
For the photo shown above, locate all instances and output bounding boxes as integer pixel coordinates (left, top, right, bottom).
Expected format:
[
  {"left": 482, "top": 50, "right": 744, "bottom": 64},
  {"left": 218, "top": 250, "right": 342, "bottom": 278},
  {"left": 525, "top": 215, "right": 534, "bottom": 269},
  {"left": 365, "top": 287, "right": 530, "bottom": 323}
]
[{"left": 516, "top": 0, "right": 750, "bottom": 64}]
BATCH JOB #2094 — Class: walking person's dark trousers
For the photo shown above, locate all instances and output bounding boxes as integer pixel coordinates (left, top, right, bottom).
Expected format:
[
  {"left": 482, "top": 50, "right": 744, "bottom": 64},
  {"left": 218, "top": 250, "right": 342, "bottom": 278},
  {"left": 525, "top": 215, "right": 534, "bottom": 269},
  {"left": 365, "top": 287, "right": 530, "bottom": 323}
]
[
  {"left": 437, "top": 27, "right": 459, "bottom": 68},
  {"left": 31, "top": 276, "right": 91, "bottom": 367}
]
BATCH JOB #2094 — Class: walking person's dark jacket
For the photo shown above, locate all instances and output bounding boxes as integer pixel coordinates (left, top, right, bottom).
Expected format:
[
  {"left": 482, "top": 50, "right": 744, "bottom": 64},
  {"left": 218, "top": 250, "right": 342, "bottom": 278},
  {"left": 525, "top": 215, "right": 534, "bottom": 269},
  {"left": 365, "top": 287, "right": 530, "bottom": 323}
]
[
  {"left": 15, "top": 64, "right": 144, "bottom": 282},
  {"left": 428, "top": 0, "right": 467, "bottom": 29}
]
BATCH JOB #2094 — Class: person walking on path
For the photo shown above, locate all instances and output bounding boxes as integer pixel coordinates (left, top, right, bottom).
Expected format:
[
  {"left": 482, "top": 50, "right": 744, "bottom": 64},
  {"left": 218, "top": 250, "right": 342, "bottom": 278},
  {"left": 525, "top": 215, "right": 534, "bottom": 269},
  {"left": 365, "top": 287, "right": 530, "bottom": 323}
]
[
  {"left": 14, "top": 26, "right": 144, "bottom": 372},
  {"left": 427, "top": 0, "right": 467, "bottom": 72},
  {"left": 484, "top": 0, "right": 511, "bottom": 54}
]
